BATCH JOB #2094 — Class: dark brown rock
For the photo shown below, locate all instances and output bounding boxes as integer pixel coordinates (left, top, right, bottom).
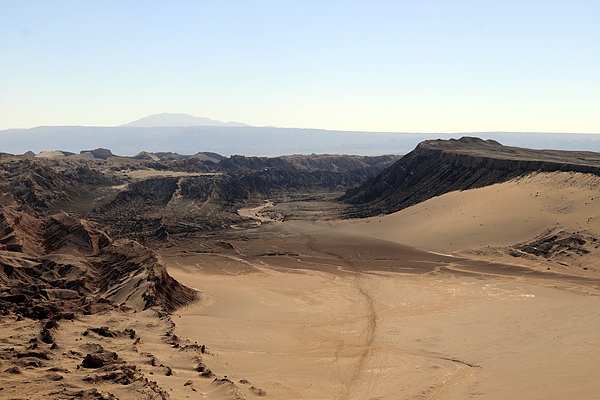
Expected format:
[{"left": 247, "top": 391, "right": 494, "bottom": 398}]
[{"left": 81, "top": 351, "right": 118, "bottom": 368}]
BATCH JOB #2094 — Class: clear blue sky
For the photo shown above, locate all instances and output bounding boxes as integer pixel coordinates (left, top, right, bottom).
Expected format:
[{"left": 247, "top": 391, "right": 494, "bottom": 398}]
[{"left": 1, "top": 0, "right": 599, "bottom": 132}]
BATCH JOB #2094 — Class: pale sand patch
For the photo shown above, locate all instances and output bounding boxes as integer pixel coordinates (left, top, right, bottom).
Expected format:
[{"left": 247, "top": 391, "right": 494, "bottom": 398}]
[
  {"left": 238, "top": 201, "right": 277, "bottom": 222},
  {"left": 169, "top": 261, "right": 599, "bottom": 400},
  {"left": 334, "top": 171, "right": 600, "bottom": 255},
  {"left": 35, "top": 150, "right": 67, "bottom": 159}
]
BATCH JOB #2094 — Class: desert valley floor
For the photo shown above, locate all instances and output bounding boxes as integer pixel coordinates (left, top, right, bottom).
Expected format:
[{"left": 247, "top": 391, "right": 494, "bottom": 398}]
[
  {"left": 1, "top": 140, "right": 599, "bottom": 399},
  {"left": 159, "top": 173, "right": 600, "bottom": 399},
  {"left": 164, "top": 224, "right": 599, "bottom": 400}
]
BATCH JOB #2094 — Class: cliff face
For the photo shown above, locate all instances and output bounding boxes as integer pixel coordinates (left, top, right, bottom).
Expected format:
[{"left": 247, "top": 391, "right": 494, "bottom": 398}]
[{"left": 341, "top": 137, "right": 600, "bottom": 217}]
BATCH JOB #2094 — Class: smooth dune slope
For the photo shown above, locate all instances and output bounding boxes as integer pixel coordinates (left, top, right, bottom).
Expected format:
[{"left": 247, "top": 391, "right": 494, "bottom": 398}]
[{"left": 337, "top": 171, "right": 600, "bottom": 274}]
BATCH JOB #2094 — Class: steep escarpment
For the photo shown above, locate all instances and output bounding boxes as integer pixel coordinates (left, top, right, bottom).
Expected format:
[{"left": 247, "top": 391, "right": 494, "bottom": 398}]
[{"left": 342, "top": 137, "right": 600, "bottom": 217}]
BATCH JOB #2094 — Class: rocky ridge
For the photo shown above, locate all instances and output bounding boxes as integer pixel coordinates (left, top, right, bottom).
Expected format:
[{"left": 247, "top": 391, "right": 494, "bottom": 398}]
[
  {"left": 342, "top": 137, "right": 600, "bottom": 217},
  {"left": 0, "top": 206, "right": 196, "bottom": 319}
]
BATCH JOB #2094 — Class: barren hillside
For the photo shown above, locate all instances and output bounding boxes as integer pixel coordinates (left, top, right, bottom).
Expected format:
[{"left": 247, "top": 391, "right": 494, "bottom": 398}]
[{"left": 342, "top": 137, "right": 600, "bottom": 217}]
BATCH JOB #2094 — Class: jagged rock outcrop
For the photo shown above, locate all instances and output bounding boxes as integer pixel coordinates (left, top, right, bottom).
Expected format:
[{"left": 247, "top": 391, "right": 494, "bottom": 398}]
[
  {"left": 341, "top": 137, "right": 600, "bottom": 217},
  {"left": 0, "top": 206, "right": 46, "bottom": 253},
  {"left": 43, "top": 212, "right": 112, "bottom": 255},
  {"left": 0, "top": 207, "right": 197, "bottom": 319},
  {"left": 90, "top": 240, "right": 197, "bottom": 312}
]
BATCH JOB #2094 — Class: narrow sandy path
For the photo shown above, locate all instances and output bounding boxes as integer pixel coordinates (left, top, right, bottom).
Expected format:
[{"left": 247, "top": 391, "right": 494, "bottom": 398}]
[{"left": 304, "top": 233, "right": 378, "bottom": 400}]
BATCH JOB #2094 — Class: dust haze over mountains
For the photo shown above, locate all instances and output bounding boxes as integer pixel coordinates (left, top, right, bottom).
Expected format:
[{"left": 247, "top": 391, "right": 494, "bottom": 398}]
[{"left": 1, "top": 113, "right": 599, "bottom": 156}]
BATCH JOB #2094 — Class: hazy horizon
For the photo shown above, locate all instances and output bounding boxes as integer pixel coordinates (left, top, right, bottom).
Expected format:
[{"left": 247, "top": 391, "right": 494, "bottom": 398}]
[
  {"left": 1, "top": 112, "right": 600, "bottom": 135},
  {"left": 2, "top": 124, "right": 600, "bottom": 157}
]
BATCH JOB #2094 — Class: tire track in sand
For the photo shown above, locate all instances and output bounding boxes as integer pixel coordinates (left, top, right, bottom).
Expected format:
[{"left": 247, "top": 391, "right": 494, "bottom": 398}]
[{"left": 304, "top": 234, "right": 377, "bottom": 400}]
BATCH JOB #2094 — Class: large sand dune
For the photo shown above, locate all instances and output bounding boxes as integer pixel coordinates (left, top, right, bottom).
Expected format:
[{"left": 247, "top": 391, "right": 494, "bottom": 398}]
[{"left": 337, "top": 171, "right": 600, "bottom": 276}]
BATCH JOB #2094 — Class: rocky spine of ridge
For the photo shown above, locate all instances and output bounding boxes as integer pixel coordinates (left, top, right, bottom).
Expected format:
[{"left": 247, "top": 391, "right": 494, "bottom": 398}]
[
  {"left": 90, "top": 240, "right": 196, "bottom": 312},
  {"left": 341, "top": 137, "right": 600, "bottom": 217},
  {"left": 0, "top": 206, "right": 197, "bottom": 321}
]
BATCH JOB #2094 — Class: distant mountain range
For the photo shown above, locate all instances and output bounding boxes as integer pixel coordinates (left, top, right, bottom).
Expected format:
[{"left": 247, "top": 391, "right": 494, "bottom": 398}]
[
  {"left": 121, "top": 113, "right": 249, "bottom": 128},
  {"left": 1, "top": 113, "right": 599, "bottom": 156}
]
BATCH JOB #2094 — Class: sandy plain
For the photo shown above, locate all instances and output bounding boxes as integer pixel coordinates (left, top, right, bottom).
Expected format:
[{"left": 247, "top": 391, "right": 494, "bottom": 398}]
[{"left": 159, "top": 171, "right": 600, "bottom": 399}]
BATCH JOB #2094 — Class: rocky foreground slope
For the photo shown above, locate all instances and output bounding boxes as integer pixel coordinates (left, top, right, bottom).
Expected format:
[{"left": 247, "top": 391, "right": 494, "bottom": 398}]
[
  {"left": 0, "top": 204, "right": 198, "bottom": 399},
  {"left": 342, "top": 137, "right": 600, "bottom": 217}
]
